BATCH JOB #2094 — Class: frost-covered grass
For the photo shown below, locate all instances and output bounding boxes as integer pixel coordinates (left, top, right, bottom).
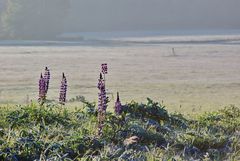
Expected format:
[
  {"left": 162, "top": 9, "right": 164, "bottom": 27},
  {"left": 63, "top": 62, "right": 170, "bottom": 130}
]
[{"left": 0, "top": 98, "right": 239, "bottom": 160}]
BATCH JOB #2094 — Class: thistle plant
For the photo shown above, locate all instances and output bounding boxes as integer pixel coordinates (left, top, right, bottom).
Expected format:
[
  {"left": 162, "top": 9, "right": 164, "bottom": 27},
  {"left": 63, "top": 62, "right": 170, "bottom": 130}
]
[
  {"left": 44, "top": 67, "right": 50, "bottom": 94},
  {"left": 59, "top": 73, "right": 67, "bottom": 105},
  {"left": 115, "top": 92, "right": 122, "bottom": 115},
  {"left": 38, "top": 73, "right": 46, "bottom": 105}
]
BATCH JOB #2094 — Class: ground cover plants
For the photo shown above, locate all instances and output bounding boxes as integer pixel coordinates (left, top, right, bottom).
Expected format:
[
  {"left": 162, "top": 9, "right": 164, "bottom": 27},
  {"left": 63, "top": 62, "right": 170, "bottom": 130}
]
[{"left": 0, "top": 64, "right": 239, "bottom": 161}]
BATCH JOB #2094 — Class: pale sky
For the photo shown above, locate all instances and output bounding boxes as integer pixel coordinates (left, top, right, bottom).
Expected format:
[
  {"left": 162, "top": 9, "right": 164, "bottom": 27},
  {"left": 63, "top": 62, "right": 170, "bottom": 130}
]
[{"left": 67, "top": 0, "right": 240, "bottom": 31}]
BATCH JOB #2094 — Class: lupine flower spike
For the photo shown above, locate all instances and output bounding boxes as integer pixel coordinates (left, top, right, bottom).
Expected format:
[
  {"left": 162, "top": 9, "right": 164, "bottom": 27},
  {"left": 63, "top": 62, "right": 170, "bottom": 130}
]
[
  {"left": 115, "top": 92, "right": 122, "bottom": 115},
  {"left": 101, "top": 63, "right": 108, "bottom": 104},
  {"left": 98, "top": 73, "right": 107, "bottom": 111},
  {"left": 101, "top": 63, "right": 108, "bottom": 86},
  {"left": 59, "top": 73, "right": 67, "bottom": 105},
  {"left": 44, "top": 67, "right": 50, "bottom": 94},
  {"left": 101, "top": 63, "right": 108, "bottom": 74},
  {"left": 38, "top": 73, "right": 46, "bottom": 105},
  {"left": 97, "top": 73, "right": 107, "bottom": 136}
]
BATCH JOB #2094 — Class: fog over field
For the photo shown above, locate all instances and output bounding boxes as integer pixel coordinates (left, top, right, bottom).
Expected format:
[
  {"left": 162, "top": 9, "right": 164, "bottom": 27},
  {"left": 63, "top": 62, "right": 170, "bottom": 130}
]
[
  {"left": 0, "top": 0, "right": 240, "bottom": 39},
  {"left": 67, "top": 0, "right": 240, "bottom": 31}
]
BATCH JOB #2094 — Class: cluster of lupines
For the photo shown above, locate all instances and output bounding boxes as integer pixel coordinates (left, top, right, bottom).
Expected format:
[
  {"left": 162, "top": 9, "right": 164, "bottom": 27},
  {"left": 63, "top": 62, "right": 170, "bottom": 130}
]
[
  {"left": 97, "top": 64, "right": 108, "bottom": 136},
  {"left": 38, "top": 64, "right": 120, "bottom": 136},
  {"left": 38, "top": 67, "right": 67, "bottom": 106},
  {"left": 59, "top": 73, "right": 67, "bottom": 105}
]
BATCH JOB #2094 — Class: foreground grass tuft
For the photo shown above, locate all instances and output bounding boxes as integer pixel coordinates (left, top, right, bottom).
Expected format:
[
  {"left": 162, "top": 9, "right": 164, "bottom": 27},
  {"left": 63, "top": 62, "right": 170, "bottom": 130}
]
[{"left": 0, "top": 99, "right": 239, "bottom": 160}]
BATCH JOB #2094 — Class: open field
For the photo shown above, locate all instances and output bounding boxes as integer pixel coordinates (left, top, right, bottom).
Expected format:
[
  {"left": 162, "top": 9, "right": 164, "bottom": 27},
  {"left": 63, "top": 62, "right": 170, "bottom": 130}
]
[{"left": 0, "top": 41, "right": 240, "bottom": 113}]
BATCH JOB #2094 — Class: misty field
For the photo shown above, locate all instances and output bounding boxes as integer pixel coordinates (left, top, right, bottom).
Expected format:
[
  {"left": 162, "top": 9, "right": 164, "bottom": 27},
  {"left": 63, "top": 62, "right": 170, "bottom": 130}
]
[{"left": 1, "top": 43, "right": 240, "bottom": 113}]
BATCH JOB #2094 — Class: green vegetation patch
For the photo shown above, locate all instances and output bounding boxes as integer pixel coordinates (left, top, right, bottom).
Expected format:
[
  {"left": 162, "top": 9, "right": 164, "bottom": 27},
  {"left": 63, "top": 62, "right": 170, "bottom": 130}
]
[{"left": 0, "top": 99, "right": 239, "bottom": 160}]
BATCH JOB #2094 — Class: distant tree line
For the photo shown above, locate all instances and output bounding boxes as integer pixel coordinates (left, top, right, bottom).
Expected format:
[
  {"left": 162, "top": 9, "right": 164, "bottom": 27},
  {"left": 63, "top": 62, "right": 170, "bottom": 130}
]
[{"left": 0, "top": 0, "right": 70, "bottom": 40}]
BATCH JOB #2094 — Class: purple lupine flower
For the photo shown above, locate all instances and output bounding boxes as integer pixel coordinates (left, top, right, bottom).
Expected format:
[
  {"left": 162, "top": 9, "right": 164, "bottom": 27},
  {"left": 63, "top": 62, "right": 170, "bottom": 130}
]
[
  {"left": 115, "top": 92, "right": 122, "bottom": 115},
  {"left": 98, "top": 73, "right": 107, "bottom": 111},
  {"left": 38, "top": 73, "right": 46, "bottom": 105},
  {"left": 97, "top": 73, "right": 104, "bottom": 90},
  {"left": 44, "top": 67, "right": 50, "bottom": 94},
  {"left": 97, "top": 73, "right": 107, "bottom": 136},
  {"left": 101, "top": 63, "right": 108, "bottom": 74},
  {"left": 59, "top": 73, "right": 67, "bottom": 105}
]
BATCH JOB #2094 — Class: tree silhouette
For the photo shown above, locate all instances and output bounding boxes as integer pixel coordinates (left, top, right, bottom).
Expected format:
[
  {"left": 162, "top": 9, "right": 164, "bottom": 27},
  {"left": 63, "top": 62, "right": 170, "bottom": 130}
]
[{"left": 0, "top": 0, "right": 70, "bottom": 39}]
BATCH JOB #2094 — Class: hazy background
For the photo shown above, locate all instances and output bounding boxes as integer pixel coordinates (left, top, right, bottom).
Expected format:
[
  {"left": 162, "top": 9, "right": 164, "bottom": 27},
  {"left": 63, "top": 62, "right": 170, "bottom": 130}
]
[
  {"left": 1, "top": 1, "right": 240, "bottom": 112},
  {"left": 0, "top": 0, "right": 240, "bottom": 39},
  {"left": 68, "top": 0, "right": 240, "bottom": 31}
]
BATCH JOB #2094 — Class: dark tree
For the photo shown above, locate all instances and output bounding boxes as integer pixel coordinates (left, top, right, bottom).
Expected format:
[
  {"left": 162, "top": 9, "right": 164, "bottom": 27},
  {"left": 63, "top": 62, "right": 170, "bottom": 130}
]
[{"left": 0, "top": 0, "right": 70, "bottom": 39}]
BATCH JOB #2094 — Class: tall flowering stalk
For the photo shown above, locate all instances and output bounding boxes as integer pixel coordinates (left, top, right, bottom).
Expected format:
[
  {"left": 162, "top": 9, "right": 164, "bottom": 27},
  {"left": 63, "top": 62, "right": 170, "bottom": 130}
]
[
  {"left": 59, "top": 73, "right": 67, "bottom": 105},
  {"left": 98, "top": 73, "right": 107, "bottom": 111},
  {"left": 44, "top": 67, "right": 50, "bottom": 94},
  {"left": 101, "top": 63, "right": 108, "bottom": 103},
  {"left": 101, "top": 63, "right": 108, "bottom": 86},
  {"left": 38, "top": 73, "right": 46, "bottom": 105},
  {"left": 97, "top": 63, "right": 108, "bottom": 136},
  {"left": 97, "top": 73, "right": 108, "bottom": 136},
  {"left": 115, "top": 92, "right": 122, "bottom": 115}
]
